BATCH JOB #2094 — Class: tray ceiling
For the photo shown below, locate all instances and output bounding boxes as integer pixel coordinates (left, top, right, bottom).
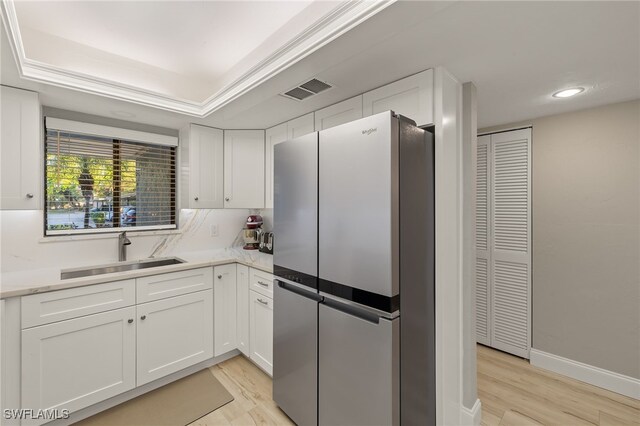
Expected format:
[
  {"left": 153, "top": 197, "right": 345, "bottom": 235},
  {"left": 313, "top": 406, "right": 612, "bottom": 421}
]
[{"left": 1, "top": 0, "right": 394, "bottom": 116}]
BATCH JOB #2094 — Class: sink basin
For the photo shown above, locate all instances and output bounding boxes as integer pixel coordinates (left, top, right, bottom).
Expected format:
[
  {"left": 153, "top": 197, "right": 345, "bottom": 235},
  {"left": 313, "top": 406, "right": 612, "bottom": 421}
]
[{"left": 60, "top": 257, "right": 186, "bottom": 280}]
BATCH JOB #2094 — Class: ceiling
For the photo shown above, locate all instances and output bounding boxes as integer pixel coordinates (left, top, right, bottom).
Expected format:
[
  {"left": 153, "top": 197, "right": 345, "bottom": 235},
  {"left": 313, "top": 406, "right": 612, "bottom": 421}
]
[
  {"left": 2, "top": 1, "right": 638, "bottom": 130},
  {"left": 13, "top": 0, "right": 314, "bottom": 102},
  {"left": 2, "top": 0, "right": 392, "bottom": 115}
]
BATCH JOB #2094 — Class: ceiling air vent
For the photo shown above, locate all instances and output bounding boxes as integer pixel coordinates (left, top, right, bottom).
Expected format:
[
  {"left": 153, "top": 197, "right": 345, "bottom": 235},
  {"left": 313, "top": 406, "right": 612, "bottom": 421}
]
[
  {"left": 300, "top": 78, "right": 332, "bottom": 94},
  {"left": 281, "top": 78, "right": 332, "bottom": 101}
]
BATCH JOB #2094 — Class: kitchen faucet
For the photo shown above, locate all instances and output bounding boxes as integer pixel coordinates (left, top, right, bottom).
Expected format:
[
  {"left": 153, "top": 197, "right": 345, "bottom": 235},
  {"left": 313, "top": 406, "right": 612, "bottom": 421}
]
[{"left": 118, "top": 231, "right": 131, "bottom": 261}]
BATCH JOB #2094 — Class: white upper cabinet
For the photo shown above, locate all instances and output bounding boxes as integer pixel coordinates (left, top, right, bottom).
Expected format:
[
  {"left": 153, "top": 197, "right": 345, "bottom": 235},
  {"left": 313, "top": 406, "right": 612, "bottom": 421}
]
[
  {"left": 264, "top": 123, "right": 288, "bottom": 209},
  {"left": 224, "top": 130, "right": 265, "bottom": 208},
  {"left": 314, "top": 95, "right": 363, "bottom": 131},
  {"left": 180, "top": 124, "right": 224, "bottom": 209},
  {"left": 362, "top": 69, "right": 434, "bottom": 127},
  {"left": 287, "top": 113, "right": 314, "bottom": 140},
  {"left": 1, "top": 86, "right": 42, "bottom": 210}
]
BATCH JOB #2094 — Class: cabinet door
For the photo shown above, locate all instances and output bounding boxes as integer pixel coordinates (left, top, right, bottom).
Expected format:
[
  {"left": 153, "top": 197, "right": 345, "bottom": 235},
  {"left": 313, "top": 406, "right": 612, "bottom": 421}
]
[
  {"left": 475, "top": 135, "right": 491, "bottom": 346},
  {"left": 250, "top": 291, "right": 273, "bottom": 375},
  {"left": 287, "top": 113, "right": 314, "bottom": 140},
  {"left": 214, "top": 264, "right": 237, "bottom": 356},
  {"left": 264, "top": 123, "right": 288, "bottom": 209},
  {"left": 137, "top": 290, "right": 213, "bottom": 385},
  {"left": 22, "top": 307, "right": 136, "bottom": 415},
  {"left": 362, "top": 69, "right": 434, "bottom": 127},
  {"left": 224, "top": 130, "right": 265, "bottom": 208},
  {"left": 314, "top": 96, "right": 363, "bottom": 131},
  {"left": 1, "top": 86, "right": 41, "bottom": 210},
  {"left": 236, "top": 264, "right": 250, "bottom": 356},
  {"left": 181, "top": 124, "right": 224, "bottom": 209},
  {"left": 489, "top": 129, "right": 531, "bottom": 358}
]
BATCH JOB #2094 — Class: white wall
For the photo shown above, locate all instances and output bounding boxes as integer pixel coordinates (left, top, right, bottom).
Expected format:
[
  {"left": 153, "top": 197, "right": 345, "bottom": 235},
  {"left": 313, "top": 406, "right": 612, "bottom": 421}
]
[
  {"left": 480, "top": 99, "right": 640, "bottom": 379},
  {"left": 0, "top": 208, "right": 249, "bottom": 272}
]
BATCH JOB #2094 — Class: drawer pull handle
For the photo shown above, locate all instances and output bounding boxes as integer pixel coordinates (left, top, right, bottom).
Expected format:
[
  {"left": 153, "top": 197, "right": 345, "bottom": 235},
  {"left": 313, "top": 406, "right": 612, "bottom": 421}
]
[
  {"left": 128, "top": 319, "right": 133, "bottom": 324},
  {"left": 140, "top": 315, "right": 146, "bottom": 320},
  {"left": 225, "top": 197, "right": 230, "bottom": 202},
  {"left": 257, "top": 298, "right": 268, "bottom": 305},
  {"left": 194, "top": 196, "right": 199, "bottom": 201},
  {"left": 218, "top": 275, "right": 223, "bottom": 279},
  {"left": 26, "top": 193, "right": 34, "bottom": 199},
  {"left": 258, "top": 281, "right": 269, "bottom": 287}
]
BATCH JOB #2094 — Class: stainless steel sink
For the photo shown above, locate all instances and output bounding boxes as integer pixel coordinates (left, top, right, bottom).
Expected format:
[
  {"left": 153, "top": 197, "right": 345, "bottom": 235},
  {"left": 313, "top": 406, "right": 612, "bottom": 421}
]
[{"left": 60, "top": 257, "right": 186, "bottom": 280}]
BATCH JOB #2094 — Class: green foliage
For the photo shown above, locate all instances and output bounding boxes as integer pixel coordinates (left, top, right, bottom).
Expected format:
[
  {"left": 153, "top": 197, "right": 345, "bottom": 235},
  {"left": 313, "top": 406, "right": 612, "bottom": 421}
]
[
  {"left": 47, "top": 224, "right": 77, "bottom": 230},
  {"left": 46, "top": 153, "right": 137, "bottom": 204},
  {"left": 90, "top": 211, "right": 106, "bottom": 224}
]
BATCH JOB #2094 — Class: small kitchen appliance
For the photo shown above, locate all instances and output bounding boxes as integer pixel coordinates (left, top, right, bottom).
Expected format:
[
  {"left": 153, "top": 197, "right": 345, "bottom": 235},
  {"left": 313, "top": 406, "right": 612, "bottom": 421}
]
[
  {"left": 242, "top": 215, "right": 263, "bottom": 250},
  {"left": 259, "top": 232, "right": 274, "bottom": 254}
]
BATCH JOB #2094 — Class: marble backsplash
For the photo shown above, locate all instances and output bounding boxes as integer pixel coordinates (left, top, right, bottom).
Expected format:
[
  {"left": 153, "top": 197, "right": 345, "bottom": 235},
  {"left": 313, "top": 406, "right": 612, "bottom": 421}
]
[{"left": 0, "top": 208, "right": 272, "bottom": 273}]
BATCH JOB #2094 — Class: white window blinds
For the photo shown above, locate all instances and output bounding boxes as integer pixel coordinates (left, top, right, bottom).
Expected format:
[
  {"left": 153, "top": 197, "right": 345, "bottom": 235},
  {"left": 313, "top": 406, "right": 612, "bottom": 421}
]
[{"left": 45, "top": 119, "right": 177, "bottom": 235}]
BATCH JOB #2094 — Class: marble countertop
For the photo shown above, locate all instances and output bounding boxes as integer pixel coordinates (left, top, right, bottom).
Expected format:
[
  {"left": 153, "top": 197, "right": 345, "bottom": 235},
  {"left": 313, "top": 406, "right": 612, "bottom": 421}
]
[{"left": 0, "top": 247, "right": 273, "bottom": 299}]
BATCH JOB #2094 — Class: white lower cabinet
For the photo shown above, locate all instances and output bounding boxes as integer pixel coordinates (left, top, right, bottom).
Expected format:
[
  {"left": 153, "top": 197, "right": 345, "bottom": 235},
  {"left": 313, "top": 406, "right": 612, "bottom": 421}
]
[
  {"left": 21, "top": 307, "right": 137, "bottom": 415},
  {"left": 137, "top": 290, "right": 213, "bottom": 386},
  {"left": 249, "top": 290, "right": 273, "bottom": 375},
  {"left": 236, "top": 265, "right": 250, "bottom": 356},
  {"left": 16, "top": 264, "right": 276, "bottom": 422},
  {"left": 214, "top": 264, "right": 237, "bottom": 356}
]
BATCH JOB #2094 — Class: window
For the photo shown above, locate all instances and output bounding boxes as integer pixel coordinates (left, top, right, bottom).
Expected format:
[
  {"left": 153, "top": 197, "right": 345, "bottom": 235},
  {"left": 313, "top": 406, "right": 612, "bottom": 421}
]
[{"left": 45, "top": 118, "right": 177, "bottom": 235}]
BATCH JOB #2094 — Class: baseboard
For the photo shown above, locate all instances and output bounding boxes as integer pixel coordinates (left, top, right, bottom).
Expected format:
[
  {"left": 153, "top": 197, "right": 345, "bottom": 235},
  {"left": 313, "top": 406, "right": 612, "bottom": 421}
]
[
  {"left": 460, "top": 398, "right": 482, "bottom": 426},
  {"left": 530, "top": 348, "right": 640, "bottom": 399}
]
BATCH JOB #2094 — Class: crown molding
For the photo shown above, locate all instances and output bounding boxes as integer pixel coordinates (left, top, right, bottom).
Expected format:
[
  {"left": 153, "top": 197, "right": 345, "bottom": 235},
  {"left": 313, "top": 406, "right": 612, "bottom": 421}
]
[{"left": 1, "top": 0, "right": 396, "bottom": 118}]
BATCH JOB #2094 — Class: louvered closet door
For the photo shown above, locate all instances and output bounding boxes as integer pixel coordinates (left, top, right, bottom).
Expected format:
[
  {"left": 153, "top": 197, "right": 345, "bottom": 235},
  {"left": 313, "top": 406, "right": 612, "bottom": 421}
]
[
  {"left": 475, "top": 135, "right": 491, "bottom": 345},
  {"left": 490, "top": 129, "right": 531, "bottom": 358}
]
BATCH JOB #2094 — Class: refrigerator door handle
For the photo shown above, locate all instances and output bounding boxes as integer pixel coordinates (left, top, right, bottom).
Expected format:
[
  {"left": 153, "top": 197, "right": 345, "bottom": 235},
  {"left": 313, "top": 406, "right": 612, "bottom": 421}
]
[
  {"left": 321, "top": 297, "right": 380, "bottom": 324},
  {"left": 276, "top": 280, "right": 323, "bottom": 302}
]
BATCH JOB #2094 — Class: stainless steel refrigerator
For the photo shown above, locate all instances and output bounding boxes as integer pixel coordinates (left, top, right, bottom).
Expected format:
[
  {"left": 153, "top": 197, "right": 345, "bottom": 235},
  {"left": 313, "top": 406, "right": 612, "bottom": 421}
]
[{"left": 273, "top": 111, "right": 435, "bottom": 426}]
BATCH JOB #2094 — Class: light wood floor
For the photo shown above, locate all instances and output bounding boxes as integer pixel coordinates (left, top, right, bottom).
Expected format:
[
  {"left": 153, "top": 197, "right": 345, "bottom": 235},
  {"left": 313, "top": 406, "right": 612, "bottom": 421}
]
[
  {"left": 190, "top": 346, "right": 639, "bottom": 425},
  {"left": 189, "top": 355, "right": 294, "bottom": 426},
  {"left": 478, "top": 344, "right": 639, "bottom": 426}
]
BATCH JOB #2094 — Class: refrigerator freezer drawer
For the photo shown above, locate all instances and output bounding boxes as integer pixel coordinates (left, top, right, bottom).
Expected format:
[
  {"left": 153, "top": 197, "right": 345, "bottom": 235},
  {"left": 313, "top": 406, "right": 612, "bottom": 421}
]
[
  {"left": 318, "top": 301, "right": 399, "bottom": 426},
  {"left": 273, "top": 280, "right": 320, "bottom": 426}
]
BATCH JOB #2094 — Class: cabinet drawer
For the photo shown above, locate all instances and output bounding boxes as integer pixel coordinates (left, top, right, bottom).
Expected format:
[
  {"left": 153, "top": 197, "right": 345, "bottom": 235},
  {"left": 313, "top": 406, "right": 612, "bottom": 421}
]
[
  {"left": 137, "top": 267, "right": 213, "bottom": 303},
  {"left": 250, "top": 268, "right": 274, "bottom": 298},
  {"left": 21, "top": 280, "right": 135, "bottom": 328}
]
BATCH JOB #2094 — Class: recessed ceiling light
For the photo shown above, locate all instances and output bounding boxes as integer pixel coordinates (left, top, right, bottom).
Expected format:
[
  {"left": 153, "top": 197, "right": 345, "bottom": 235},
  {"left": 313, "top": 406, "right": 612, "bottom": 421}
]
[
  {"left": 112, "top": 110, "right": 136, "bottom": 118},
  {"left": 552, "top": 87, "right": 585, "bottom": 98}
]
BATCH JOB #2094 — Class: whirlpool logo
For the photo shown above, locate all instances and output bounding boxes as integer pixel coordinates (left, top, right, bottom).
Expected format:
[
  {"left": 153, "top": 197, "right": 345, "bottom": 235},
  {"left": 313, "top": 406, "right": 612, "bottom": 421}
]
[{"left": 361, "top": 127, "right": 377, "bottom": 136}]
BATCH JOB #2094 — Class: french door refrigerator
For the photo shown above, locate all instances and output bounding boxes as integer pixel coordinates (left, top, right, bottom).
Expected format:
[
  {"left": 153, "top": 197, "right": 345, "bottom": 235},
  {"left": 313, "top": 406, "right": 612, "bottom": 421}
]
[{"left": 273, "top": 111, "right": 435, "bottom": 426}]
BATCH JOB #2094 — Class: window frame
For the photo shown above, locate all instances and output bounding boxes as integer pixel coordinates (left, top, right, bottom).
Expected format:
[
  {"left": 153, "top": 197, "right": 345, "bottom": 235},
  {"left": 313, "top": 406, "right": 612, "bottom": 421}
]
[{"left": 43, "top": 118, "right": 179, "bottom": 237}]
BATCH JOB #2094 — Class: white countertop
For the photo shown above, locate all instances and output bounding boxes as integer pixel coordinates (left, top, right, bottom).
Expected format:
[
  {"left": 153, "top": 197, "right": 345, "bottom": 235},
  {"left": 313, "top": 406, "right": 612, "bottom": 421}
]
[{"left": 0, "top": 247, "right": 273, "bottom": 299}]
